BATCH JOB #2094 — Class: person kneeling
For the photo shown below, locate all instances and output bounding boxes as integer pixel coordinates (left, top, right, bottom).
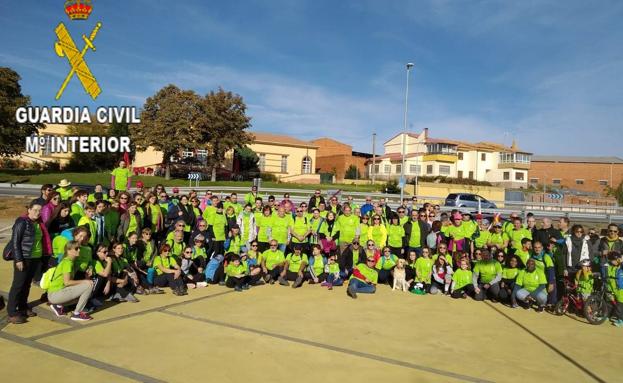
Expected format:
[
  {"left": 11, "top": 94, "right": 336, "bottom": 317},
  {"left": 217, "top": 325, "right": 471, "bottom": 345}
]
[
  {"left": 153, "top": 244, "right": 187, "bottom": 296},
  {"left": 225, "top": 254, "right": 249, "bottom": 292},
  {"left": 514, "top": 258, "right": 547, "bottom": 312},
  {"left": 47, "top": 241, "right": 94, "bottom": 321},
  {"left": 346, "top": 256, "right": 378, "bottom": 299}
]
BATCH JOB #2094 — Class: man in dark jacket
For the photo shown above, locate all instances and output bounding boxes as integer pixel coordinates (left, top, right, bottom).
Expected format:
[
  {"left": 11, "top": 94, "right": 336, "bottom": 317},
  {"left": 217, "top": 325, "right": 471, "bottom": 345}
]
[
  {"left": 32, "top": 184, "right": 53, "bottom": 206},
  {"left": 6, "top": 201, "right": 52, "bottom": 324},
  {"left": 403, "top": 209, "right": 430, "bottom": 256},
  {"left": 596, "top": 224, "right": 623, "bottom": 269},
  {"left": 339, "top": 240, "right": 366, "bottom": 278},
  {"left": 534, "top": 218, "right": 562, "bottom": 247},
  {"left": 307, "top": 189, "right": 325, "bottom": 213}
]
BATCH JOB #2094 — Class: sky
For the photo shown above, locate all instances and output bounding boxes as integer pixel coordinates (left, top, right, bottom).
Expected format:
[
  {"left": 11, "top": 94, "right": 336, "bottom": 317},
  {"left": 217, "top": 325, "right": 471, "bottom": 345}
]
[{"left": 1, "top": 0, "right": 622, "bottom": 156}]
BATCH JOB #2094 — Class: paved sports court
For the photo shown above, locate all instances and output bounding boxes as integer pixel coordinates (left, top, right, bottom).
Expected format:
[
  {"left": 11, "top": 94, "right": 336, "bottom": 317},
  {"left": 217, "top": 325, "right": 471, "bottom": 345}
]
[{"left": 0, "top": 259, "right": 619, "bottom": 383}]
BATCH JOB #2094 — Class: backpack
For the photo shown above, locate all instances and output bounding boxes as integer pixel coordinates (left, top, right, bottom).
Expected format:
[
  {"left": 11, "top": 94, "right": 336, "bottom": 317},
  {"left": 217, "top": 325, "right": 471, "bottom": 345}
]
[
  {"left": 40, "top": 266, "right": 58, "bottom": 290},
  {"left": 616, "top": 265, "right": 623, "bottom": 290}
]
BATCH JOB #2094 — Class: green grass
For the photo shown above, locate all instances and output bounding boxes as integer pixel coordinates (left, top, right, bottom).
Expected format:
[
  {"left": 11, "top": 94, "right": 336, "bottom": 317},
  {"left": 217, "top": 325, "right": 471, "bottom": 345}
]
[{"left": 0, "top": 170, "right": 381, "bottom": 192}]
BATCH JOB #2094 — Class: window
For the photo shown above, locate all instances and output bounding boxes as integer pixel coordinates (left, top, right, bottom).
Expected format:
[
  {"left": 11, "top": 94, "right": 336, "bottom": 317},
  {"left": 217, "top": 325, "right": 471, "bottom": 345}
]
[
  {"left": 395, "top": 164, "right": 402, "bottom": 174},
  {"left": 458, "top": 171, "right": 463, "bottom": 178},
  {"left": 409, "top": 164, "right": 421, "bottom": 175},
  {"left": 439, "top": 165, "right": 450, "bottom": 176},
  {"left": 515, "top": 172, "right": 525, "bottom": 181},
  {"left": 576, "top": 179, "right": 584, "bottom": 185},
  {"left": 599, "top": 180, "right": 609, "bottom": 186},
  {"left": 481, "top": 153, "right": 486, "bottom": 161},
  {"left": 499, "top": 152, "right": 531, "bottom": 164},
  {"left": 426, "top": 165, "right": 433, "bottom": 175},
  {"left": 530, "top": 178, "right": 538, "bottom": 184},
  {"left": 181, "top": 149, "right": 194, "bottom": 158},
  {"left": 503, "top": 172, "right": 510, "bottom": 181},
  {"left": 301, "top": 156, "right": 312, "bottom": 174},
  {"left": 384, "top": 164, "right": 391, "bottom": 174},
  {"left": 196, "top": 149, "right": 207, "bottom": 159},
  {"left": 469, "top": 171, "right": 474, "bottom": 180},
  {"left": 374, "top": 164, "right": 380, "bottom": 174},
  {"left": 258, "top": 154, "right": 266, "bottom": 171},
  {"left": 458, "top": 152, "right": 464, "bottom": 160},
  {"left": 552, "top": 179, "right": 561, "bottom": 185},
  {"left": 281, "top": 155, "right": 288, "bottom": 173}
]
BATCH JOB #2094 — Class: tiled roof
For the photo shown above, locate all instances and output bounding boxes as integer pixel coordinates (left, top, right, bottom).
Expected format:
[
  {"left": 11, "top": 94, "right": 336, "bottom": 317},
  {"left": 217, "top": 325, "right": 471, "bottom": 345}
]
[
  {"left": 252, "top": 132, "right": 319, "bottom": 148},
  {"left": 531, "top": 156, "right": 623, "bottom": 164}
]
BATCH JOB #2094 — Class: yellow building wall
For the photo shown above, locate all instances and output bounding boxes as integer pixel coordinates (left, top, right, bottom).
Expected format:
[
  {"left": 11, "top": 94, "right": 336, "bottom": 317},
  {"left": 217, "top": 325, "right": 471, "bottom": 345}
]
[
  {"left": 18, "top": 124, "right": 72, "bottom": 166},
  {"left": 133, "top": 147, "right": 164, "bottom": 168},
  {"left": 409, "top": 182, "right": 506, "bottom": 207},
  {"left": 251, "top": 143, "right": 316, "bottom": 177}
]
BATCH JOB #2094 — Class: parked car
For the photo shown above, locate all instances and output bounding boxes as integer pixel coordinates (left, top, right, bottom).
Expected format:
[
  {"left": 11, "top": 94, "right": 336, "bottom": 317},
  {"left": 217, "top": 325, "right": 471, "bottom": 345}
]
[{"left": 444, "top": 193, "right": 497, "bottom": 209}]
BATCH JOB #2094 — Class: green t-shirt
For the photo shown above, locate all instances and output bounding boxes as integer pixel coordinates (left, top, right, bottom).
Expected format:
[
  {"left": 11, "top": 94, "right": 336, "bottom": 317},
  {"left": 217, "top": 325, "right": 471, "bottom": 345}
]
[
  {"left": 211, "top": 213, "right": 227, "bottom": 241},
  {"left": 606, "top": 265, "right": 623, "bottom": 303},
  {"left": 310, "top": 255, "right": 325, "bottom": 276},
  {"left": 75, "top": 246, "right": 92, "bottom": 272},
  {"left": 291, "top": 216, "right": 311, "bottom": 244},
  {"left": 509, "top": 228, "right": 532, "bottom": 251},
  {"left": 78, "top": 216, "right": 96, "bottom": 245},
  {"left": 375, "top": 254, "right": 397, "bottom": 271},
  {"left": 261, "top": 249, "right": 285, "bottom": 270},
  {"left": 474, "top": 230, "right": 491, "bottom": 249},
  {"left": 576, "top": 271, "right": 594, "bottom": 295},
  {"left": 153, "top": 255, "right": 176, "bottom": 276},
  {"left": 70, "top": 202, "right": 85, "bottom": 225},
  {"left": 225, "top": 262, "right": 247, "bottom": 277},
  {"left": 350, "top": 263, "right": 378, "bottom": 284},
  {"left": 270, "top": 215, "right": 292, "bottom": 244},
  {"left": 489, "top": 232, "right": 508, "bottom": 248},
  {"left": 502, "top": 267, "right": 519, "bottom": 280},
  {"left": 327, "top": 262, "right": 340, "bottom": 274},
  {"left": 408, "top": 220, "right": 421, "bottom": 248},
  {"left": 336, "top": 214, "right": 359, "bottom": 244},
  {"left": 48, "top": 257, "right": 74, "bottom": 293},
  {"left": 112, "top": 257, "right": 128, "bottom": 275},
  {"left": 256, "top": 214, "right": 272, "bottom": 243},
  {"left": 515, "top": 248, "right": 530, "bottom": 268},
  {"left": 531, "top": 253, "right": 554, "bottom": 282},
  {"left": 286, "top": 253, "right": 308, "bottom": 273},
  {"left": 473, "top": 260, "right": 502, "bottom": 284},
  {"left": 111, "top": 167, "right": 131, "bottom": 191},
  {"left": 52, "top": 235, "right": 69, "bottom": 258},
  {"left": 415, "top": 257, "right": 433, "bottom": 283},
  {"left": 31, "top": 222, "right": 43, "bottom": 258},
  {"left": 387, "top": 224, "right": 405, "bottom": 248},
  {"left": 452, "top": 268, "right": 473, "bottom": 290},
  {"left": 516, "top": 269, "right": 545, "bottom": 292}
]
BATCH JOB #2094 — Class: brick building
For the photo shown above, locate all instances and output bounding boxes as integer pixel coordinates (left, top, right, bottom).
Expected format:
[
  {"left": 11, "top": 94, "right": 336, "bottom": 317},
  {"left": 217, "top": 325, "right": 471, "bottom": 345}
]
[
  {"left": 311, "top": 138, "right": 371, "bottom": 181},
  {"left": 529, "top": 156, "right": 623, "bottom": 194}
]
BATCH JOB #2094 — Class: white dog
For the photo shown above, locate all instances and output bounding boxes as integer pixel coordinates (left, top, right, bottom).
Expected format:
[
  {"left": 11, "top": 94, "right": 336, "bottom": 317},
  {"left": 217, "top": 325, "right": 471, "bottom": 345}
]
[{"left": 392, "top": 259, "right": 409, "bottom": 292}]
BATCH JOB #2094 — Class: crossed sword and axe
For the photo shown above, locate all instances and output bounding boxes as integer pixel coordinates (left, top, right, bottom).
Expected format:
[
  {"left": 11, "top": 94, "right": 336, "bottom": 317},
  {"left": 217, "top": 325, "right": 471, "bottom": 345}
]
[{"left": 54, "top": 22, "right": 102, "bottom": 100}]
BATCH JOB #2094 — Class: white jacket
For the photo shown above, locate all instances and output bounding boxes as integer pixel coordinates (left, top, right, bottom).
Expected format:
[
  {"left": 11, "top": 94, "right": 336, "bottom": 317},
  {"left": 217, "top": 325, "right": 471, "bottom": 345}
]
[
  {"left": 564, "top": 235, "right": 590, "bottom": 267},
  {"left": 237, "top": 212, "right": 257, "bottom": 243}
]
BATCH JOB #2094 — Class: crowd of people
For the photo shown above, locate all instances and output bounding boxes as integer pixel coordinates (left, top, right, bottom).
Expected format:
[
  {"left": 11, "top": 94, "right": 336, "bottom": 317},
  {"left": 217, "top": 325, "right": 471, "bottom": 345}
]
[{"left": 3, "top": 161, "right": 623, "bottom": 327}]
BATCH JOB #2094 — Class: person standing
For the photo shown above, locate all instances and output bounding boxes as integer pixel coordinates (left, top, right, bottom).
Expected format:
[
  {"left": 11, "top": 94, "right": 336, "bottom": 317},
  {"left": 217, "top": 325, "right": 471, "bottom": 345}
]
[
  {"left": 111, "top": 160, "right": 132, "bottom": 192},
  {"left": 55, "top": 179, "right": 73, "bottom": 201},
  {"left": 307, "top": 189, "right": 326, "bottom": 213},
  {"left": 6, "top": 201, "right": 52, "bottom": 324},
  {"left": 32, "top": 184, "right": 53, "bottom": 206}
]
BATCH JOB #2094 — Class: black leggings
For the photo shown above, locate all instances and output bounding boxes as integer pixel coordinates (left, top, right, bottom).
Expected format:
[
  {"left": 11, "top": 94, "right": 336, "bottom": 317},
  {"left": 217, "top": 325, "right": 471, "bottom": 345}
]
[
  {"left": 451, "top": 284, "right": 476, "bottom": 299},
  {"left": 378, "top": 269, "right": 393, "bottom": 285},
  {"left": 154, "top": 273, "right": 184, "bottom": 290},
  {"left": 225, "top": 276, "right": 247, "bottom": 288}
]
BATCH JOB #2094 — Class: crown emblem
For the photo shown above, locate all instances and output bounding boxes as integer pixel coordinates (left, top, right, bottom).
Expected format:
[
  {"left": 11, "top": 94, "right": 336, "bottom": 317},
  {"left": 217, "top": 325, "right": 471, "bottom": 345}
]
[{"left": 64, "top": 0, "right": 92, "bottom": 20}]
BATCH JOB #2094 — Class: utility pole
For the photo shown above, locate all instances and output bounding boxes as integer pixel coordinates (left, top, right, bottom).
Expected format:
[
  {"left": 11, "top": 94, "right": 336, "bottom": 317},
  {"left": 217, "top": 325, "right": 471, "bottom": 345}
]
[
  {"left": 372, "top": 133, "right": 376, "bottom": 184},
  {"left": 400, "top": 62, "right": 414, "bottom": 202}
]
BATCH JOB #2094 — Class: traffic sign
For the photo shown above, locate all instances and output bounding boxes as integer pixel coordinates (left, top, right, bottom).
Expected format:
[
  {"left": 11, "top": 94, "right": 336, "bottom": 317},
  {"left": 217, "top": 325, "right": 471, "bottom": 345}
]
[{"left": 548, "top": 193, "right": 563, "bottom": 200}]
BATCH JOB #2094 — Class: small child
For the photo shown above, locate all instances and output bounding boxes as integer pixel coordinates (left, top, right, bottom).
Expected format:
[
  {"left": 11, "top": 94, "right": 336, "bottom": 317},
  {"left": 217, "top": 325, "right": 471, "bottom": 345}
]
[
  {"left": 241, "top": 241, "right": 263, "bottom": 285},
  {"left": 451, "top": 258, "right": 475, "bottom": 299},
  {"left": 431, "top": 255, "right": 453, "bottom": 295},
  {"left": 576, "top": 259, "right": 594, "bottom": 300},
  {"left": 605, "top": 252, "right": 623, "bottom": 327},
  {"left": 500, "top": 256, "right": 519, "bottom": 304},
  {"left": 225, "top": 254, "right": 249, "bottom": 292},
  {"left": 405, "top": 250, "right": 417, "bottom": 288},
  {"left": 319, "top": 233, "right": 337, "bottom": 257},
  {"left": 321, "top": 254, "right": 343, "bottom": 290},
  {"left": 413, "top": 247, "right": 433, "bottom": 294}
]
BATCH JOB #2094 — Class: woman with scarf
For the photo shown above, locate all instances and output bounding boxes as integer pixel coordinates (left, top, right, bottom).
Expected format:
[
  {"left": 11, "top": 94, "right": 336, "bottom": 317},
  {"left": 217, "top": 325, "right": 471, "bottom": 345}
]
[
  {"left": 167, "top": 194, "right": 196, "bottom": 244},
  {"left": 237, "top": 204, "right": 257, "bottom": 252},
  {"left": 41, "top": 191, "right": 61, "bottom": 226}
]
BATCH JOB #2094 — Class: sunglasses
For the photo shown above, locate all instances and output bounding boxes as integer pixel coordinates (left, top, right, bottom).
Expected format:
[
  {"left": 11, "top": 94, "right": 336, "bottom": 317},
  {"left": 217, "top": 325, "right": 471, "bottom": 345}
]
[
  {"left": 184, "top": 250, "right": 192, "bottom": 254},
  {"left": 373, "top": 218, "right": 381, "bottom": 221},
  {"left": 398, "top": 211, "right": 405, "bottom": 214},
  {"left": 366, "top": 259, "right": 375, "bottom": 262},
  {"left": 367, "top": 244, "right": 374, "bottom": 247},
  {"left": 120, "top": 197, "right": 128, "bottom": 200},
  {"left": 609, "top": 230, "right": 619, "bottom": 233},
  {"left": 162, "top": 250, "right": 170, "bottom": 254},
  {"left": 251, "top": 244, "right": 258, "bottom": 247},
  {"left": 296, "top": 210, "right": 303, "bottom": 213}
]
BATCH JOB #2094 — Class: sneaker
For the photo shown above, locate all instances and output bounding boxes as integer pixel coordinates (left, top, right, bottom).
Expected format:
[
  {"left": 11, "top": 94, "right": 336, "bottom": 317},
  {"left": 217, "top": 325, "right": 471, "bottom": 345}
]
[
  {"left": 218, "top": 281, "right": 226, "bottom": 286},
  {"left": 254, "top": 279, "right": 266, "bottom": 286},
  {"left": 536, "top": 306, "right": 544, "bottom": 313},
  {"left": 320, "top": 281, "right": 329, "bottom": 287},
  {"left": 196, "top": 282, "right": 208, "bottom": 288},
  {"left": 278, "top": 277, "right": 289, "bottom": 286},
  {"left": 292, "top": 276, "right": 303, "bottom": 288},
  {"left": 125, "top": 294, "right": 139, "bottom": 303},
  {"left": 234, "top": 286, "right": 243, "bottom": 292},
  {"left": 328, "top": 284, "right": 333, "bottom": 290},
  {"left": 70, "top": 312, "right": 93, "bottom": 321},
  {"left": 347, "top": 284, "right": 357, "bottom": 299},
  {"left": 25, "top": 309, "right": 37, "bottom": 318},
  {"left": 511, "top": 303, "right": 519, "bottom": 309},
  {"left": 8, "top": 315, "right": 27, "bottom": 325},
  {"left": 186, "top": 283, "right": 197, "bottom": 289},
  {"left": 49, "top": 304, "right": 65, "bottom": 317},
  {"left": 614, "top": 320, "right": 623, "bottom": 328},
  {"left": 150, "top": 287, "right": 165, "bottom": 294},
  {"left": 269, "top": 278, "right": 275, "bottom": 285},
  {"left": 264, "top": 274, "right": 272, "bottom": 283},
  {"left": 242, "top": 284, "right": 250, "bottom": 290},
  {"left": 135, "top": 286, "right": 146, "bottom": 295}
]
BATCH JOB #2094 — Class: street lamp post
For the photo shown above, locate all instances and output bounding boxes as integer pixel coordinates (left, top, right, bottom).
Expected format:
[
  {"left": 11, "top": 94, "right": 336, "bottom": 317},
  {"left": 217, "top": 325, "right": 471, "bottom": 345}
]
[{"left": 400, "top": 62, "right": 414, "bottom": 203}]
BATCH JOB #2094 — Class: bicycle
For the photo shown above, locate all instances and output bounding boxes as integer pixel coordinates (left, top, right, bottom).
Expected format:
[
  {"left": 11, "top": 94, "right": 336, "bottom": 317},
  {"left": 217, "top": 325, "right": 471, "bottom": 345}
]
[
  {"left": 553, "top": 276, "right": 584, "bottom": 316},
  {"left": 583, "top": 273, "right": 616, "bottom": 325}
]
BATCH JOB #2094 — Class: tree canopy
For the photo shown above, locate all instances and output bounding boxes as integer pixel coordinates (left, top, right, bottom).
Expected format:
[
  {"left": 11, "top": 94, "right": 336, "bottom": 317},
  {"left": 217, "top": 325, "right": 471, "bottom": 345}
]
[{"left": 0, "top": 67, "right": 42, "bottom": 156}]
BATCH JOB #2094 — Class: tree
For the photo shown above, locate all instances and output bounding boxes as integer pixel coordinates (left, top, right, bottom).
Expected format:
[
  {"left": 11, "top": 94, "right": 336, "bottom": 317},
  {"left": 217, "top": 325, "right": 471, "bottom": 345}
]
[
  {"left": 109, "top": 121, "right": 135, "bottom": 160},
  {"left": 130, "top": 85, "right": 202, "bottom": 179},
  {"left": 0, "top": 67, "right": 42, "bottom": 156},
  {"left": 345, "top": 164, "right": 361, "bottom": 179},
  {"left": 235, "top": 146, "right": 259, "bottom": 173},
  {"left": 607, "top": 182, "right": 623, "bottom": 205},
  {"left": 195, "top": 88, "right": 253, "bottom": 181}
]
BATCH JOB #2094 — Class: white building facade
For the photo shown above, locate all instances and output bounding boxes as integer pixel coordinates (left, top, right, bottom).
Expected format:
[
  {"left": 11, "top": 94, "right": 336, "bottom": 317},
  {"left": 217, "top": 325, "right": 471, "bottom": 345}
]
[{"left": 369, "top": 129, "right": 531, "bottom": 188}]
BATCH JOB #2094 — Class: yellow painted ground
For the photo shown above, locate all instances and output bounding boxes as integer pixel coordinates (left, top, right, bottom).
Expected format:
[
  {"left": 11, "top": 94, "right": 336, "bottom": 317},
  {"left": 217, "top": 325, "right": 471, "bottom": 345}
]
[{"left": 1, "top": 257, "right": 621, "bottom": 382}]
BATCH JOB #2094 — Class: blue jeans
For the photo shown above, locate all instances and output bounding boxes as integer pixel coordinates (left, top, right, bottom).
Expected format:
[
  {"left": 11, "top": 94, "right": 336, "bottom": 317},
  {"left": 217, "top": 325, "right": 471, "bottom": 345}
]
[
  {"left": 277, "top": 244, "right": 286, "bottom": 253},
  {"left": 348, "top": 278, "right": 376, "bottom": 294},
  {"left": 326, "top": 273, "right": 343, "bottom": 286},
  {"left": 515, "top": 286, "right": 547, "bottom": 306}
]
